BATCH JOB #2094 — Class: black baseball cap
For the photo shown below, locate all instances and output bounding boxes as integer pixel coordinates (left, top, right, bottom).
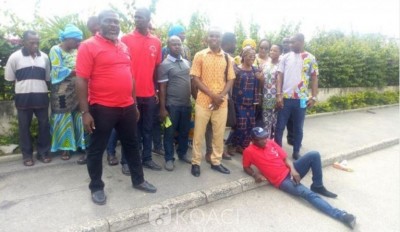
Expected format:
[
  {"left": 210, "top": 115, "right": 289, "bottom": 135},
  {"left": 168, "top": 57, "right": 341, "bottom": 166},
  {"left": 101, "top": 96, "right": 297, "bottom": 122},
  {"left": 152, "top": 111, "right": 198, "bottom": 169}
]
[{"left": 251, "top": 127, "right": 269, "bottom": 139}]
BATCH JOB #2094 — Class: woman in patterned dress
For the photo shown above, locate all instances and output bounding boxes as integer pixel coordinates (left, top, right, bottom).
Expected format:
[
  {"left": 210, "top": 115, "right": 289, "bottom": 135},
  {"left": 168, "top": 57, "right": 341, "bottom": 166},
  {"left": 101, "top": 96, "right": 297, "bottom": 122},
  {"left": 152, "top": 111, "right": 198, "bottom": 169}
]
[
  {"left": 262, "top": 44, "right": 282, "bottom": 139},
  {"left": 49, "top": 24, "right": 84, "bottom": 160},
  {"left": 229, "top": 46, "right": 263, "bottom": 153}
]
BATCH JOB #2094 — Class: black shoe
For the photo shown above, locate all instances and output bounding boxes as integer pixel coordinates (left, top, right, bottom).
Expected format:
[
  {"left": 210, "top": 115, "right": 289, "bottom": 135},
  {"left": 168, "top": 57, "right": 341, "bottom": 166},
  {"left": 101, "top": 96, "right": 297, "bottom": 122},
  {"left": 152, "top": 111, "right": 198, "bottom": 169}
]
[
  {"left": 77, "top": 154, "right": 87, "bottom": 165},
  {"left": 121, "top": 164, "right": 130, "bottom": 176},
  {"left": 341, "top": 212, "right": 356, "bottom": 229},
  {"left": 211, "top": 164, "right": 230, "bottom": 174},
  {"left": 179, "top": 155, "right": 192, "bottom": 164},
  {"left": 292, "top": 152, "right": 301, "bottom": 160},
  {"left": 133, "top": 180, "right": 157, "bottom": 193},
  {"left": 311, "top": 185, "right": 338, "bottom": 198},
  {"left": 191, "top": 164, "right": 200, "bottom": 177},
  {"left": 287, "top": 139, "right": 294, "bottom": 146},
  {"left": 91, "top": 190, "right": 106, "bottom": 205},
  {"left": 143, "top": 160, "right": 162, "bottom": 171}
]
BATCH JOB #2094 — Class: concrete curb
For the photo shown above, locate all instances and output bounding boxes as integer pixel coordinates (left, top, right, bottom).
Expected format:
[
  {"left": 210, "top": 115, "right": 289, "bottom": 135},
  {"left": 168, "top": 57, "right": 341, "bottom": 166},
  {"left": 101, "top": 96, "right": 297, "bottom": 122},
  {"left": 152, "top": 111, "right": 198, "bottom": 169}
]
[
  {"left": 321, "top": 138, "right": 399, "bottom": 167},
  {"left": 63, "top": 137, "right": 399, "bottom": 232}
]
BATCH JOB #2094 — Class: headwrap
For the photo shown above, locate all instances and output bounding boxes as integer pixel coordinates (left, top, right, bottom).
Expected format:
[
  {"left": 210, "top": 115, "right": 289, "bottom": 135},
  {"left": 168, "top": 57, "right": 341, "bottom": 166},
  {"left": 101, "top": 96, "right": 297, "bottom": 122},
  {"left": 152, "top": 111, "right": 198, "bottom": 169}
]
[
  {"left": 168, "top": 25, "right": 185, "bottom": 37},
  {"left": 242, "top": 38, "right": 256, "bottom": 49},
  {"left": 59, "top": 24, "right": 83, "bottom": 42}
]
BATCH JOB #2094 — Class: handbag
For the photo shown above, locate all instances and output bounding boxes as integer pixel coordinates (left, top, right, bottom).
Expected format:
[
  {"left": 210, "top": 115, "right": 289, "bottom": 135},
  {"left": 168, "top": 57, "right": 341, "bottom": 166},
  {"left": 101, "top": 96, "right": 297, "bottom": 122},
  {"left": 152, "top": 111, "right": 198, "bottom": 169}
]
[{"left": 224, "top": 53, "right": 237, "bottom": 127}]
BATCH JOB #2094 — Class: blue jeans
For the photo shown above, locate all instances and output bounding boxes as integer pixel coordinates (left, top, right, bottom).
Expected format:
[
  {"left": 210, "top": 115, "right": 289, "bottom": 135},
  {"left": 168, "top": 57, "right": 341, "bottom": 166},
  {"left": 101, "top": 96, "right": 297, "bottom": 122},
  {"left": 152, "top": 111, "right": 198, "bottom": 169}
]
[
  {"left": 87, "top": 104, "right": 144, "bottom": 192},
  {"left": 106, "top": 129, "right": 127, "bottom": 165},
  {"left": 275, "top": 99, "right": 306, "bottom": 153},
  {"left": 164, "top": 105, "right": 192, "bottom": 161},
  {"left": 279, "top": 151, "right": 344, "bottom": 220},
  {"left": 137, "top": 97, "right": 157, "bottom": 163}
]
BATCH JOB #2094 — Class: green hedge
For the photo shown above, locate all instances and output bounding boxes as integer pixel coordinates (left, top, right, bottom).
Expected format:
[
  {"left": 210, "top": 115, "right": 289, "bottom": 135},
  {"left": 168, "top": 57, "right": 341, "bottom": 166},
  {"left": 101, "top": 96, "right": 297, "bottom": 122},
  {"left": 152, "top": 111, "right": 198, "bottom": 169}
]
[
  {"left": 308, "top": 31, "right": 399, "bottom": 88},
  {"left": 307, "top": 90, "right": 399, "bottom": 114}
]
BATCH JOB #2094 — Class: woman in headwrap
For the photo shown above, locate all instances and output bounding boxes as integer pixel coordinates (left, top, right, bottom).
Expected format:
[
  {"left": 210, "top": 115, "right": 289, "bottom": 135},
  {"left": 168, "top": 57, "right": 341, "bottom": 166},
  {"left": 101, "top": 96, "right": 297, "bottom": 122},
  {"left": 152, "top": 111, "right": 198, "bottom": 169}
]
[
  {"left": 234, "top": 38, "right": 257, "bottom": 65},
  {"left": 228, "top": 46, "right": 263, "bottom": 153},
  {"left": 49, "top": 24, "right": 84, "bottom": 160}
]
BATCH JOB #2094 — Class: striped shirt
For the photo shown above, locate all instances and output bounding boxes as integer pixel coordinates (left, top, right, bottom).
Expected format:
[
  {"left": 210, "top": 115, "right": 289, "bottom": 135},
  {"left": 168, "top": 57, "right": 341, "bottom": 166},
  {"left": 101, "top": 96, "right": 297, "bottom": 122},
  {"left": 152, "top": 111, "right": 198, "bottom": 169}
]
[{"left": 5, "top": 48, "right": 50, "bottom": 109}]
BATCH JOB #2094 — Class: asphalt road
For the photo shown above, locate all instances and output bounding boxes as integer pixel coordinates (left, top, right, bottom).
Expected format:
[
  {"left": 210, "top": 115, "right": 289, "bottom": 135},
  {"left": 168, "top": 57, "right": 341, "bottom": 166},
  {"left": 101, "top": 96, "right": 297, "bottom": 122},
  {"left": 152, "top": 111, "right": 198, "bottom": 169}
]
[{"left": 129, "top": 145, "right": 400, "bottom": 232}]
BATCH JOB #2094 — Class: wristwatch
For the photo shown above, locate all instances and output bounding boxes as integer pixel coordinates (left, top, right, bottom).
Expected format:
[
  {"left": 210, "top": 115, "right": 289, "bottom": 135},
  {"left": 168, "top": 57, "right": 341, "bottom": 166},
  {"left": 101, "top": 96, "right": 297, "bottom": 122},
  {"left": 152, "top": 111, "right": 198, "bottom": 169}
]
[
  {"left": 81, "top": 110, "right": 88, "bottom": 115},
  {"left": 310, "top": 96, "right": 318, "bottom": 101}
]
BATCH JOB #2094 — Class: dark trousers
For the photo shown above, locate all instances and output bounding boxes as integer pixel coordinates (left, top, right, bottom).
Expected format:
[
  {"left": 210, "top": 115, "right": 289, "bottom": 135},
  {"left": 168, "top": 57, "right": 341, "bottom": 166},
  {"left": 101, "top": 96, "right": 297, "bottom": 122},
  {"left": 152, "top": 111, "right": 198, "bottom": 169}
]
[
  {"left": 106, "top": 129, "right": 127, "bottom": 165},
  {"left": 152, "top": 104, "right": 163, "bottom": 150},
  {"left": 137, "top": 97, "right": 157, "bottom": 163},
  {"left": 275, "top": 99, "right": 306, "bottom": 153},
  {"left": 17, "top": 107, "right": 50, "bottom": 159},
  {"left": 287, "top": 115, "right": 294, "bottom": 143},
  {"left": 163, "top": 105, "right": 191, "bottom": 161},
  {"left": 87, "top": 104, "right": 144, "bottom": 192}
]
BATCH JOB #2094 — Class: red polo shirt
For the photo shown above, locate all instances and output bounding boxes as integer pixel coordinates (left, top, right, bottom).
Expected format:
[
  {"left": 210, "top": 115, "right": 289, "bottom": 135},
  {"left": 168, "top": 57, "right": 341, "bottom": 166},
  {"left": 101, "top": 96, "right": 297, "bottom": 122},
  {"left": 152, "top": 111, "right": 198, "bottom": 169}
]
[
  {"left": 243, "top": 140, "right": 290, "bottom": 188},
  {"left": 76, "top": 34, "right": 134, "bottom": 107},
  {"left": 121, "top": 30, "right": 162, "bottom": 97}
]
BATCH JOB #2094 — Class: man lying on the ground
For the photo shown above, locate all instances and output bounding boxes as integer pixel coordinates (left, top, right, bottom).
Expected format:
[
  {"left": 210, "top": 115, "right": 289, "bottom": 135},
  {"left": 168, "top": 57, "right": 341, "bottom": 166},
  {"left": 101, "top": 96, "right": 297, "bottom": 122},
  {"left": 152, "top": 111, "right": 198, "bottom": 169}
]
[{"left": 243, "top": 127, "right": 356, "bottom": 229}]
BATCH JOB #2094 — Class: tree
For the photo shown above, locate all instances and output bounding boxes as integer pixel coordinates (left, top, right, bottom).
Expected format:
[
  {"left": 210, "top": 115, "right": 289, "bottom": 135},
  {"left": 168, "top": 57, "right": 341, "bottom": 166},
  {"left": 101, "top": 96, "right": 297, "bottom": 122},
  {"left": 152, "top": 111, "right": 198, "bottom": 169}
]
[
  {"left": 249, "top": 19, "right": 260, "bottom": 45},
  {"left": 264, "top": 22, "right": 301, "bottom": 45},
  {"left": 234, "top": 19, "right": 247, "bottom": 55},
  {"left": 186, "top": 11, "right": 209, "bottom": 59}
]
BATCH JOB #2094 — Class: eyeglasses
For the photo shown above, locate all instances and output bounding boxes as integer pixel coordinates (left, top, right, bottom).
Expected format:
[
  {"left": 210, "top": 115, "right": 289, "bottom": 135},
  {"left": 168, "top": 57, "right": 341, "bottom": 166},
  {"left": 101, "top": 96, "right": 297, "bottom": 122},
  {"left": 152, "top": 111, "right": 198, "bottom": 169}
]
[{"left": 259, "top": 47, "right": 269, "bottom": 50}]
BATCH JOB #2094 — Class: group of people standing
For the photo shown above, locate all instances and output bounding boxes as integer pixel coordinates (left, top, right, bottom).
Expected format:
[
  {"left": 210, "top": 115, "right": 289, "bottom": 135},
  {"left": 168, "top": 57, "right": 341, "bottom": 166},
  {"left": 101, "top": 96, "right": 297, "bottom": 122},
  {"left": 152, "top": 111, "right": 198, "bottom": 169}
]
[{"left": 4, "top": 8, "right": 356, "bottom": 229}]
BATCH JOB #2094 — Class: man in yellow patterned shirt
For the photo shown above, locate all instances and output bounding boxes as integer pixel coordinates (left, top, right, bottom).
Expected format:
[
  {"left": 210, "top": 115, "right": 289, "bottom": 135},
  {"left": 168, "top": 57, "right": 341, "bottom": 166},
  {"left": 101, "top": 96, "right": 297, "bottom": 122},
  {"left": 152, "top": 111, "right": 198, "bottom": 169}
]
[{"left": 190, "top": 28, "right": 235, "bottom": 177}]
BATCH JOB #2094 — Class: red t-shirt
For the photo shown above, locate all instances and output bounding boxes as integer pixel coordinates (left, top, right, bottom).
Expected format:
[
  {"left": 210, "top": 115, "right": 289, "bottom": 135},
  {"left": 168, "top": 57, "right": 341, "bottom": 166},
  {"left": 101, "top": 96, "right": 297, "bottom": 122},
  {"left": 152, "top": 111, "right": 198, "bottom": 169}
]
[
  {"left": 121, "top": 30, "right": 162, "bottom": 97},
  {"left": 243, "top": 140, "right": 290, "bottom": 188},
  {"left": 76, "top": 34, "right": 134, "bottom": 107}
]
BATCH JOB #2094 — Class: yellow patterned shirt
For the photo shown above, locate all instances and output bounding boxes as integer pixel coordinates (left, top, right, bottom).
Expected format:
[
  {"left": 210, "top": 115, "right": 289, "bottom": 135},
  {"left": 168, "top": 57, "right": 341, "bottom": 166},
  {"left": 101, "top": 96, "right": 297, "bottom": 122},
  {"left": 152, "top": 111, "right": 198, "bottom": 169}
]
[{"left": 190, "top": 48, "right": 235, "bottom": 108}]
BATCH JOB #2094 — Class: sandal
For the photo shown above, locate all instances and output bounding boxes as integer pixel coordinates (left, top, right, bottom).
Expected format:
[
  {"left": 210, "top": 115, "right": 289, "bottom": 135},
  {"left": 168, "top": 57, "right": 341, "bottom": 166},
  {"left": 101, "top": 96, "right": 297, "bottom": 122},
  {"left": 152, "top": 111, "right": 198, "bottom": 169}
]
[
  {"left": 23, "top": 159, "right": 34, "bottom": 167},
  {"left": 107, "top": 156, "right": 119, "bottom": 166},
  {"left": 77, "top": 154, "right": 87, "bottom": 165},
  {"left": 37, "top": 155, "right": 52, "bottom": 163},
  {"left": 60, "top": 151, "right": 70, "bottom": 161}
]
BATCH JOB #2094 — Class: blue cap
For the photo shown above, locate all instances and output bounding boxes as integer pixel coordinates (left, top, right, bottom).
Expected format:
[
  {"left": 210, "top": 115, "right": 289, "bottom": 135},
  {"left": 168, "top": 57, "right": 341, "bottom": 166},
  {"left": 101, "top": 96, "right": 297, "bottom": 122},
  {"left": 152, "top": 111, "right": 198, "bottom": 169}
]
[{"left": 251, "top": 127, "right": 269, "bottom": 139}]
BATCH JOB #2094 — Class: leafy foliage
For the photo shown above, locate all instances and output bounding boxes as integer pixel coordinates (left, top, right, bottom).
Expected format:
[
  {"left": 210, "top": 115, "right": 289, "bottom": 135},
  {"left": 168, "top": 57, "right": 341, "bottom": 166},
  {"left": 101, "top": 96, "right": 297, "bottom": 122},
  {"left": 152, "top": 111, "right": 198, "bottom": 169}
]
[
  {"left": 0, "top": 2, "right": 398, "bottom": 101},
  {"left": 186, "top": 11, "right": 209, "bottom": 59},
  {"left": 234, "top": 19, "right": 247, "bottom": 55},
  {"left": 308, "top": 31, "right": 399, "bottom": 88},
  {"left": 307, "top": 90, "right": 399, "bottom": 114},
  {"left": 264, "top": 22, "right": 302, "bottom": 45},
  {"left": 0, "top": 118, "right": 38, "bottom": 146}
]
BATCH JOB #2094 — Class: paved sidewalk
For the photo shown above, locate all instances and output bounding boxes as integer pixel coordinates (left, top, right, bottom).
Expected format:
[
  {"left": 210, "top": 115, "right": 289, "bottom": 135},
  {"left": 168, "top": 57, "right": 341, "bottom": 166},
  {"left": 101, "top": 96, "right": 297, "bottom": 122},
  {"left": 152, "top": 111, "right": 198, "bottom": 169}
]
[{"left": 0, "top": 106, "right": 398, "bottom": 232}]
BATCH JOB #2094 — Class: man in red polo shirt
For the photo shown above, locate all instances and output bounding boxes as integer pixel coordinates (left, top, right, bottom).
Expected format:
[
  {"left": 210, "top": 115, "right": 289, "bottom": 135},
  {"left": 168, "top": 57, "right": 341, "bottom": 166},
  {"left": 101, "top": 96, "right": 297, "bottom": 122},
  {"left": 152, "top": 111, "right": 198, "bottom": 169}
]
[
  {"left": 243, "top": 127, "right": 356, "bottom": 229},
  {"left": 121, "top": 8, "right": 162, "bottom": 171},
  {"left": 75, "top": 10, "right": 157, "bottom": 205}
]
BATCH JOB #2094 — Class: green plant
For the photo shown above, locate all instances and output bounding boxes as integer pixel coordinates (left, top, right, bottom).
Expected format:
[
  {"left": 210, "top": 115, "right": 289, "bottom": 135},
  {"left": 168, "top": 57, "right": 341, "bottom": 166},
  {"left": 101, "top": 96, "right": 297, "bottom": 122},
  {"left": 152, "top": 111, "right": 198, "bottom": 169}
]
[
  {"left": 307, "top": 90, "right": 399, "bottom": 114},
  {"left": 0, "top": 118, "right": 39, "bottom": 146}
]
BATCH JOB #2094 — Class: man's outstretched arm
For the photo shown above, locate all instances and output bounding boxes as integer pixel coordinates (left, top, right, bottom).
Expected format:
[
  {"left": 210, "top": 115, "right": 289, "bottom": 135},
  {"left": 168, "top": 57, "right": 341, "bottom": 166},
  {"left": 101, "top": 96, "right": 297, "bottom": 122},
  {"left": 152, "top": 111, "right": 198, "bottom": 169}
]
[{"left": 243, "top": 166, "right": 264, "bottom": 183}]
